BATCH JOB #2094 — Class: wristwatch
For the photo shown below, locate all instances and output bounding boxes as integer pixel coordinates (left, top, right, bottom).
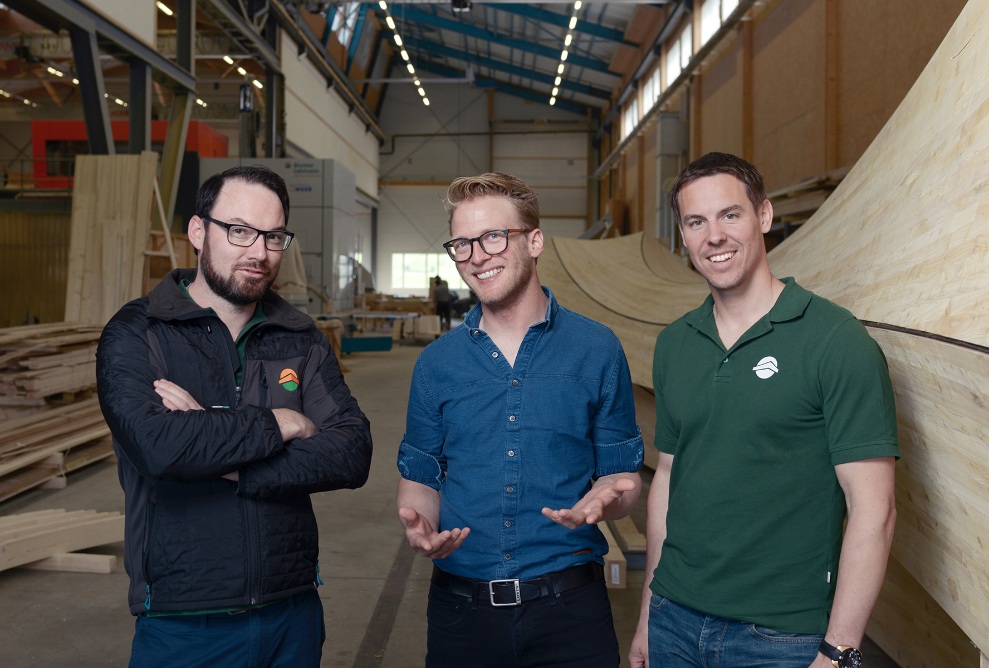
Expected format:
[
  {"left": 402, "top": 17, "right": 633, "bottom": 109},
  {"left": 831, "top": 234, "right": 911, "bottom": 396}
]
[{"left": 818, "top": 639, "right": 863, "bottom": 668}]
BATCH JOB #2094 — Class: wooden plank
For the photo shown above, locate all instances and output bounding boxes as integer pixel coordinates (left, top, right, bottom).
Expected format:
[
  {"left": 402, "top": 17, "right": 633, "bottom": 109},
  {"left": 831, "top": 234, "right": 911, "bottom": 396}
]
[
  {"left": 0, "top": 511, "right": 124, "bottom": 571},
  {"left": 21, "top": 552, "right": 117, "bottom": 574},
  {"left": 599, "top": 521, "right": 626, "bottom": 589},
  {"left": 0, "top": 510, "right": 101, "bottom": 541},
  {"left": 0, "top": 423, "right": 111, "bottom": 477},
  {"left": 608, "top": 516, "right": 647, "bottom": 555}
]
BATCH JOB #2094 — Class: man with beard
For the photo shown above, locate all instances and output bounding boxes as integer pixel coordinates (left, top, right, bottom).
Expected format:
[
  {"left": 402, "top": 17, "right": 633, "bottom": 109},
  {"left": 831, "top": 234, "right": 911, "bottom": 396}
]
[
  {"left": 96, "top": 165, "right": 372, "bottom": 667},
  {"left": 395, "top": 172, "right": 644, "bottom": 668}
]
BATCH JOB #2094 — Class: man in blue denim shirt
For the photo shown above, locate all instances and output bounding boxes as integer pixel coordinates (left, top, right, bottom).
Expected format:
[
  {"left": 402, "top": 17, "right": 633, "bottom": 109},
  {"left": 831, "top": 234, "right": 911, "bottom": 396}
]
[
  {"left": 397, "top": 174, "right": 642, "bottom": 668},
  {"left": 396, "top": 172, "right": 644, "bottom": 668}
]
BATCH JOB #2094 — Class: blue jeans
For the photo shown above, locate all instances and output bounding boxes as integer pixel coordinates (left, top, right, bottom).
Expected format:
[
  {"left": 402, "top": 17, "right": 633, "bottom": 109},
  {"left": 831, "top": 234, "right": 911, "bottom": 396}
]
[
  {"left": 648, "top": 595, "right": 822, "bottom": 668},
  {"left": 129, "top": 590, "right": 325, "bottom": 668},
  {"left": 426, "top": 579, "right": 619, "bottom": 668}
]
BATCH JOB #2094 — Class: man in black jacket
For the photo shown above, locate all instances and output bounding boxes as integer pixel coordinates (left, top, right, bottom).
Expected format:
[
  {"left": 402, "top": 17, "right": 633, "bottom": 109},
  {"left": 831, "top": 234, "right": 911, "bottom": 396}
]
[{"left": 97, "top": 165, "right": 372, "bottom": 667}]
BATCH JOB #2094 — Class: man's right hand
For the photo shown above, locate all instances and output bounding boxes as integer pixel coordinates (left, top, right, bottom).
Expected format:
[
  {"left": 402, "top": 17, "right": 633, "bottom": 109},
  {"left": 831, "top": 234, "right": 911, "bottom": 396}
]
[
  {"left": 628, "top": 622, "right": 649, "bottom": 668},
  {"left": 271, "top": 408, "right": 317, "bottom": 442},
  {"left": 397, "top": 506, "right": 470, "bottom": 559}
]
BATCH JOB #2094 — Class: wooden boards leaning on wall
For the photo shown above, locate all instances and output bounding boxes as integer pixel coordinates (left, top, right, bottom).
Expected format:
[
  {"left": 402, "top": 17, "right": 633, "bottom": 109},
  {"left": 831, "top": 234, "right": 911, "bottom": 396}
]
[{"left": 65, "top": 151, "right": 159, "bottom": 327}]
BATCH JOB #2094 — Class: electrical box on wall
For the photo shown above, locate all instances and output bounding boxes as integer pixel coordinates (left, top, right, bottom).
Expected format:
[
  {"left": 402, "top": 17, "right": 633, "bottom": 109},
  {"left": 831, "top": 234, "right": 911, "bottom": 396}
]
[{"left": 200, "top": 157, "right": 358, "bottom": 314}]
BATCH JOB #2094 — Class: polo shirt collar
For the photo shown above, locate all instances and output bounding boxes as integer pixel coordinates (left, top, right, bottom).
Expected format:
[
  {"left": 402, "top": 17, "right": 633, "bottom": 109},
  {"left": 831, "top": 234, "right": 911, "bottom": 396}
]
[{"left": 685, "top": 277, "right": 810, "bottom": 348}]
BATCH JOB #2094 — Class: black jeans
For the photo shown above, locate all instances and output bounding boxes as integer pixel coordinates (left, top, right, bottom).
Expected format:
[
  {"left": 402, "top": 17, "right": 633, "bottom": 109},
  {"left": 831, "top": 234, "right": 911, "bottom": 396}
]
[{"left": 425, "top": 579, "right": 619, "bottom": 668}]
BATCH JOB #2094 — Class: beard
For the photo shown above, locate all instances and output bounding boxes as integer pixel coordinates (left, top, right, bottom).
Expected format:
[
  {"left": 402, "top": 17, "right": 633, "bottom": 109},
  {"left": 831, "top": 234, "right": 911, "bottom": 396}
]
[{"left": 199, "top": 234, "right": 275, "bottom": 306}]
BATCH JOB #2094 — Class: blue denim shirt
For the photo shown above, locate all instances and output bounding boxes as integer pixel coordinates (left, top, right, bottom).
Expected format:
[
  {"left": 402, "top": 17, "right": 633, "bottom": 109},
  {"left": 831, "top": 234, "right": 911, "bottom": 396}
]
[{"left": 398, "top": 288, "right": 643, "bottom": 581}]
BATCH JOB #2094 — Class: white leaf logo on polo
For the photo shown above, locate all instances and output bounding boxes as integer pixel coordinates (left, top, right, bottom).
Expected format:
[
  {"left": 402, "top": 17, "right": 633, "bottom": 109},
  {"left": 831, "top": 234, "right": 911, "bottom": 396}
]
[{"left": 752, "top": 356, "right": 779, "bottom": 379}]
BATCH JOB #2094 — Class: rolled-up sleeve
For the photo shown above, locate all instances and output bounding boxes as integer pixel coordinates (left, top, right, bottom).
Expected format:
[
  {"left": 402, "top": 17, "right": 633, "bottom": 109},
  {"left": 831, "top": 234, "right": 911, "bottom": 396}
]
[
  {"left": 397, "top": 356, "right": 447, "bottom": 489},
  {"left": 593, "top": 341, "right": 644, "bottom": 476}
]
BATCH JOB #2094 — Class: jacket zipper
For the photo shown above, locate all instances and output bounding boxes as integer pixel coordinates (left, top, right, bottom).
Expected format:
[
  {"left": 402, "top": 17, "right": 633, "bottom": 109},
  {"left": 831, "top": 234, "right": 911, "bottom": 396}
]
[{"left": 242, "top": 325, "right": 263, "bottom": 605}]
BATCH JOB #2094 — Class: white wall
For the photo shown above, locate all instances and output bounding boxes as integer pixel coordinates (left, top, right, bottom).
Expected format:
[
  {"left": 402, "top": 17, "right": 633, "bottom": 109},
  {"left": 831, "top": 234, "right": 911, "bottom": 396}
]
[
  {"left": 280, "top": 29, "right": 380, "bottom": 201},
  {"left": 375, "top": 82, "right": 591, "bottom": 294}
]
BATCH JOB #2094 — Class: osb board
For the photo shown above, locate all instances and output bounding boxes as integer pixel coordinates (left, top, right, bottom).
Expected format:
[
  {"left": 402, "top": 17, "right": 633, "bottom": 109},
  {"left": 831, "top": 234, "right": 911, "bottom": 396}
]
[{"left": 65, "top": 151, "right": 159, "bottom": 326}]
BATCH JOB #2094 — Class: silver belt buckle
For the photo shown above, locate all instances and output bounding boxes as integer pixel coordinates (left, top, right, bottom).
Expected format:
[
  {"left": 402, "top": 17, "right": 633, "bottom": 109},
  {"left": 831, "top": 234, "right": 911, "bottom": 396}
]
[{"left": 488, "top": 578, "right": 522, "bottom": 606}]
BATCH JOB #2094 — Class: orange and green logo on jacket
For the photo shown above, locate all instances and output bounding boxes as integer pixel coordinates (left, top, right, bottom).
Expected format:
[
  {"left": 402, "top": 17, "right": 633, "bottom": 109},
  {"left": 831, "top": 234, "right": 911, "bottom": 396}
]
[{"left": 279, "top": 368, "right": 299, "bottom": 392}]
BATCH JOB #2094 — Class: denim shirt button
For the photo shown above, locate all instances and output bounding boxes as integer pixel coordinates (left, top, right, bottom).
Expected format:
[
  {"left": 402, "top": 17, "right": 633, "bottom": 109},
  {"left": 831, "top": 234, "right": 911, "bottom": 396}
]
[
  {"left": 512, "top": 379, "right": 519, "bottom": 386},
  {"left": 492, "top": 351, "right": 499, "bottom": 358},
  {"left": 504, "top": 553, "right": 511, "bottom": 560},
  {"left": 508, "top": 450, "right": 515, "bottom": 457},
  {"left": 504, "top": 521, "right": 512, "bottom": 527},
  {"left": 506, "top": 486, "right": 514, "bottom": 493},
  {"left": 509, "top": 415, "right": 516, "bottom": 422}
]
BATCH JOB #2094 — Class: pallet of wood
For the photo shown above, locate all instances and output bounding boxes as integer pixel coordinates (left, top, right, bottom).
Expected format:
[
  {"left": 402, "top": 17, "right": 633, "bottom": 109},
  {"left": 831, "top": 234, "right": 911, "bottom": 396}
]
[
  {"left": 0, "top": 508, "right": 123, "bottom": 573},
  {"left": 0, "top": 322, "right": 102, "bottom": 412},
  {"left": 0, "top": 398, "right": 112, "bottom": 503}
]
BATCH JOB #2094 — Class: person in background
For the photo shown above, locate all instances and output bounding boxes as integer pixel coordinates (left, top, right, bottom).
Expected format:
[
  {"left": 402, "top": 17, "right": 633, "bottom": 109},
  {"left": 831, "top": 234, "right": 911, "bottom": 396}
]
[
  {"left": 97, "top": 165, "right": 373, "bottom": 667},
  {"left": 434, "top": 276, "right": 452, "bottom": 330},
  {"left": 629, "top": 152, "right": 898, "bottom": 668},
  {"left": 396, "top": 172, "right": 643, "bottom": 668}
]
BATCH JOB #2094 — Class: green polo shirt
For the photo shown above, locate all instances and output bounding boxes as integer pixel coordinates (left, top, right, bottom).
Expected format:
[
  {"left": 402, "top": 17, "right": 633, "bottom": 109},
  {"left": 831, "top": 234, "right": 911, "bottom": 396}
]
[{"left": 650, "top": 278, "right": 899, "bottom": 633}]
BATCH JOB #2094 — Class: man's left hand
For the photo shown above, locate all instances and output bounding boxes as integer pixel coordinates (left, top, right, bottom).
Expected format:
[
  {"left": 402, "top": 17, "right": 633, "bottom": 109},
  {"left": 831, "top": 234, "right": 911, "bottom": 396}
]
[
  {"left": 154, "top": 379, "right": 204, "bottom": 411},
  {"left": 541, "top": 476, "right": 638, "bottom": 529}
]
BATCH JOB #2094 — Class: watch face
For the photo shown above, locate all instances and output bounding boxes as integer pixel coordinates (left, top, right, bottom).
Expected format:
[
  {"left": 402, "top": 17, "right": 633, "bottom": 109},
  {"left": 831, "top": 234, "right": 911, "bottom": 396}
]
[{"left": 839, "top": 648, "right": 863, "bottom": 668}]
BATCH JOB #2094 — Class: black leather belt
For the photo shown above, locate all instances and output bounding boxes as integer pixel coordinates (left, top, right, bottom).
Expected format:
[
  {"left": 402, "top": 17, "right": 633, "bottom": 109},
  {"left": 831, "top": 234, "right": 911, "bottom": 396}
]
[{"left": 430, "top": 562, "right": 604, "bottom": 607}]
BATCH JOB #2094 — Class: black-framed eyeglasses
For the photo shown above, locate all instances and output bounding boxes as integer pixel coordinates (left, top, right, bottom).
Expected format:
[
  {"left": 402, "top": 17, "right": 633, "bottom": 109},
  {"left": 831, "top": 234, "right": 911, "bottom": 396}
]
[
  {"left": 442, "top": 228, "right": 528, "bottom": 262},
  {"left": 199, "top": 214, "right": 294, "bottom": 251}
]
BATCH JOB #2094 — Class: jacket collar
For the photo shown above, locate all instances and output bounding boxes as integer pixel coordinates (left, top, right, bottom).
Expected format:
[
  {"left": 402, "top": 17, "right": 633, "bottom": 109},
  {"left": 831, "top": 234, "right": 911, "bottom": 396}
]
[{"left": 147, "top": 268, "right": 312, "bottom": 330}]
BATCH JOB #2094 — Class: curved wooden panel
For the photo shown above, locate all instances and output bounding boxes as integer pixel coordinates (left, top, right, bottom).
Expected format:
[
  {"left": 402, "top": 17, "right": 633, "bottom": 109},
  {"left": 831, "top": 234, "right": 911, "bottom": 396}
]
[
  {"left": 539, "top": 236, "right": 664, "bottom": 390},
  {"left": 768, "top": 2, "right": 989, "bottom": 347},
  {"left": 869, "top": 328, "right": 989, "bottom": 658}
]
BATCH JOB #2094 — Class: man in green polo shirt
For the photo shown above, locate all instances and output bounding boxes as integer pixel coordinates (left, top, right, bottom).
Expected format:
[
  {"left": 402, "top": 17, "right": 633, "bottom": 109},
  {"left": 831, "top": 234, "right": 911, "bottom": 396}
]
[{"left": 628, "top": 153, "right": 898, "bottom": 668}]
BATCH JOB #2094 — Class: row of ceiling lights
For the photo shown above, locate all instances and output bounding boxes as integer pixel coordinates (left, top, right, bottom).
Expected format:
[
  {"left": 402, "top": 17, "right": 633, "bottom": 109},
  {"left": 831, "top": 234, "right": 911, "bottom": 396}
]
[
  {"left": 378, "top": 1, "right": 430, "bottom": 106},
  {"left": 550, "top": 1, "right": 583, "bottom": 107}
]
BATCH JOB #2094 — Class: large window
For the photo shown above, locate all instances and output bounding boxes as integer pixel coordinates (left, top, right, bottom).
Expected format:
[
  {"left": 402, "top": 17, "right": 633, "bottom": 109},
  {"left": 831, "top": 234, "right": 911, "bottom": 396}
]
[
  {"left": 701, "top": 0, "right": 740, "bottom": 44},
  {"left": 391, "top": 253, "right": 467, "bottom": 293},
  {"left": 622, "top": 99, "right": 639, "bottom": 140},
  {"left": 642, "top": 66, "right": 662, "bottom": 113},
  {"left": 665, "top": 24, "right": 692, "bottom": 88}
]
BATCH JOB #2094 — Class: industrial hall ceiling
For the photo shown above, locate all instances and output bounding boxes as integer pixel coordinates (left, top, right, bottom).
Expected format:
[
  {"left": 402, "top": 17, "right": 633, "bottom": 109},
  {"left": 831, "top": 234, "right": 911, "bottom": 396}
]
[{"left": 0, "top": 1, "right": 679, "bottom": 132}]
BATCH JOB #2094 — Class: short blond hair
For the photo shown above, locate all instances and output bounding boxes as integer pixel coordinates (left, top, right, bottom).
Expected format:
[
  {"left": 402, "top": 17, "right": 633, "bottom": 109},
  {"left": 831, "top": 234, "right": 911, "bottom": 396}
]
[{"left": 444, "top": 172, "right": 540, "bottom": 230}]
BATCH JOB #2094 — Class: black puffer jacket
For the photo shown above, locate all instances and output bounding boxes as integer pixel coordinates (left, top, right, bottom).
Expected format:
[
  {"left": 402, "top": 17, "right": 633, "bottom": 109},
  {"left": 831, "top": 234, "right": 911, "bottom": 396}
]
[{"left": 97, "top": 268, "right": 372, "bottom": 615}]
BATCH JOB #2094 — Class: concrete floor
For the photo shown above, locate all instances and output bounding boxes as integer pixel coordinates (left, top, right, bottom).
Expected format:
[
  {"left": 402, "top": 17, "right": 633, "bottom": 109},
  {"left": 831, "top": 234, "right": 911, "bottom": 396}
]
[{"left": 0, "top": 340, "right": 898, "bottom": 667}]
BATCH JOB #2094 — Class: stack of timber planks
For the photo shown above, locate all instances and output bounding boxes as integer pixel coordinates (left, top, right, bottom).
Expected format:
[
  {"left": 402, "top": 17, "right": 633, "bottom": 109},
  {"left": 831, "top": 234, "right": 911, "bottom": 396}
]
[
  {"left": 0, "top": 509, "right": 123, "bottom": 573},
  {"left": 0, "top": 322, "right": 111, "bottom": 502}
]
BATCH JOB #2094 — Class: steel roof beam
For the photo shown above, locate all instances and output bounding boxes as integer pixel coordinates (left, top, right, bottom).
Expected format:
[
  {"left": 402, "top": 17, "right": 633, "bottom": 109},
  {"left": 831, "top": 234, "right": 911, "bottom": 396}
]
[
  {"left": 5, "top": 0, "right": 196, "bottom": 92},
  {"left": 415, "top": 60, "right": 587, "bottom": 116},
  {"left": 384, "top": 6, "right": 613, "bottom": 75},
  {"left": 490, "top": 4, "right": 634, "bottom": 46},
  {"left": 407, "top": 39, "right": 611, "bottom": 101}
]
